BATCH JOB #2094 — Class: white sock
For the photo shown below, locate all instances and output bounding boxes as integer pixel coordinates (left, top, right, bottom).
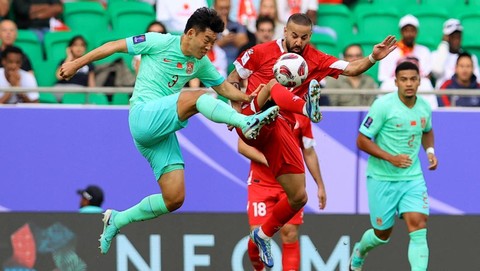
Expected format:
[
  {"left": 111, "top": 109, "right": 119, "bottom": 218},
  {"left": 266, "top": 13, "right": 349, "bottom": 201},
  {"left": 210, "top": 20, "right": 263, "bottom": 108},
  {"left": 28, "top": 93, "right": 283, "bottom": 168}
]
[{"left": 258, "top": 227, "right": 270, "bottom": 240}]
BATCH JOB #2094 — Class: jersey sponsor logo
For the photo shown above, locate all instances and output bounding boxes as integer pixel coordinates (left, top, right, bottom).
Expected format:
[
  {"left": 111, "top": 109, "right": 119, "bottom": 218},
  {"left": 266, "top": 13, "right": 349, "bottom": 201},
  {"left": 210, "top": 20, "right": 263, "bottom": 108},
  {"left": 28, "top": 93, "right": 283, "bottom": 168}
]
[
  {"left": 132, "top": 35, "right": 146, "bottom": 44},
  {"left": 363, "top": 116, "right": 373, "bottom": 128},
  {"left": 186, "top": 62, "right": 194, "bottom": 74},
  {"left": 395, "top": 123, "right": 403, "bottom": 128}
]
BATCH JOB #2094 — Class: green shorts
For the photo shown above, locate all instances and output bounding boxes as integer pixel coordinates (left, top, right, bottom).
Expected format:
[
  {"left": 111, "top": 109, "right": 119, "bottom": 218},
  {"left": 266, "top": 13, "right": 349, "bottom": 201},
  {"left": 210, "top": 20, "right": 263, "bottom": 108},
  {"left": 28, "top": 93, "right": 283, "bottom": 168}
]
[
  {"left": 129, "top": 93, "right": 188, "bottom": 180},
  {"left": 367, "top": 177, "right": 429, "bottom": 230}
]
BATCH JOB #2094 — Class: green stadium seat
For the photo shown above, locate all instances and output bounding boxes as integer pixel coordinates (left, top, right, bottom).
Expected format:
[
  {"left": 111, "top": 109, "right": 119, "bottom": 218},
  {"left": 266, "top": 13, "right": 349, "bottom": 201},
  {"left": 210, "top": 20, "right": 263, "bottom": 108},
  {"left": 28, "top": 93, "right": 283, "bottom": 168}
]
[
  {"left": 111, "top": 93, "right": 130, "bottom": 105},
  {"left": 107, "top": 2, "right": 155, "bottom": 37},
  {"left": 44, "top": 31, "right": 81, "bottom": 65},
  {"left": 63, "top": 2, "right": 109, "bottom": 48},
  {"left": 33, "top": 59, "right": 58, "bottom": 87},
  {"left": 14, "top": 30, "right": 43, "bottom": 64},
  {"left": 62, "top": 93, "right": 87, "bottom": 104},
  {"left": 310, "top": 32, "right": 338, "bottom": 57},
  {"left": 463, "top": 37, "right": 480, "bottom": 62},
  {"left": 421, "top": 0, "right": 467, "bottom": 10},
  {"left": 373, "top": 0, "right": 418, "bottom": 6},
  {"left": 354, "top": 4, "right": 401, "bottom": 41},
  {"left": 88, "top": 93, "right": 109, "bottom": 105},
  {"left": 39, "top": 92, "right": 58, "bottom": 103},
  {"left": 317, "top": 4, "right": 354, "bottom": 49},
  {"left": 458, "top": 9, "right": 480, "bottom": 44}
]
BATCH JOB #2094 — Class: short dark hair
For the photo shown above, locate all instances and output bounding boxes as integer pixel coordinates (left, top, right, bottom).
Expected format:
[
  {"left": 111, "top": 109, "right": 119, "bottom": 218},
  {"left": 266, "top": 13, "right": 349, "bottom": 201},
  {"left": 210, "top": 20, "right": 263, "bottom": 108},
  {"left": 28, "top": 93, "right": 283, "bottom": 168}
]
[
  {"left": 456, "top": 52, "right": 472, "bottom": 65},
  {"left": 68, "top": 35, "right": 87, "bottom": 47},
  {"left": 146, "top": 21, "right": 167, "bottom": 34},
  {"left": 342, "top": 43, "right": 363, "bottom": 57},
  {"left": 395, "top": 61, "right": 419, "bottom": 75},
  {"left": 287, "top": 13, "right": 312, "bottom": 28},
  {"left": 184, "top": 7, "right": 224, "bottom": 34},
  {"left": 1, "top": 46, "right": 23, "bottom": 59},
  {"left": 256, "top": 16, "right": 275, "bottom": 31}
]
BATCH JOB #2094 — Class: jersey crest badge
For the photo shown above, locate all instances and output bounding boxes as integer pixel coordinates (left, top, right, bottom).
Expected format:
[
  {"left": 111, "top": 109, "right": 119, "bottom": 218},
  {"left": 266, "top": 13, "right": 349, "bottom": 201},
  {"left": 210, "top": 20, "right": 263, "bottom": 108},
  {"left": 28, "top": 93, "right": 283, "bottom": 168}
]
[
  {"left": 133, "top": 35, "right": 146, "bottom": 44},
  {"left": 186, "top": 62, "right": 194, "bottom": 74}
]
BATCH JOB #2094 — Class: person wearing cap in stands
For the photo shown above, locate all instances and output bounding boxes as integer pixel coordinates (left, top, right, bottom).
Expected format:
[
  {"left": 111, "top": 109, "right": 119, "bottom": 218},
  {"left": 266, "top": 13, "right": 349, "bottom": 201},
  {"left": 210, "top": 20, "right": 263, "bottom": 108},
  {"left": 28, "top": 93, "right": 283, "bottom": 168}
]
[
  {"left": 77, "top": 185, "right": 104, "bottom": 213},
  {"left": 378, "top": 14, "right": 432, "bottom": 83},
  {"left": 432, "top": 18, "right": 480, "bottom": 88}
]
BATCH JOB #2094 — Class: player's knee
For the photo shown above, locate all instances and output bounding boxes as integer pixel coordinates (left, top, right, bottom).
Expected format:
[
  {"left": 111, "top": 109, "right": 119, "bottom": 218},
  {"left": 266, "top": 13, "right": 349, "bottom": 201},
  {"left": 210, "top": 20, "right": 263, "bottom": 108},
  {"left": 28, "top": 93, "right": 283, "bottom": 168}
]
[{"left": 165, "top": 195, "right": 184, "bottom": 212}]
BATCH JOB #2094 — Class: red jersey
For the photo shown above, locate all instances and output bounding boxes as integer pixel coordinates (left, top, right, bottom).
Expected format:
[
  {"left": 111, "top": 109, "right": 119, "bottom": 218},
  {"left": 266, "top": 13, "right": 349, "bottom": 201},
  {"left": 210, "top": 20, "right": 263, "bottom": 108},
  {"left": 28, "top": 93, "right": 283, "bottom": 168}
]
[{"left": 247, "top": 114, "right": 315, "bottom": 187}]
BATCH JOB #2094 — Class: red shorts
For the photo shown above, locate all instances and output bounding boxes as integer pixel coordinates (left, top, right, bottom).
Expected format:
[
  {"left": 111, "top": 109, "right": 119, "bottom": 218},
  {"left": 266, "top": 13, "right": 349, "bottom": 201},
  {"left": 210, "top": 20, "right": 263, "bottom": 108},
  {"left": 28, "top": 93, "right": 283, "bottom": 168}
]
[
  {"left": 238, "top": 114, "right": 305, "bottom": 177},
  {"left": 247, "top": 183, "right": 304, "bottom": 226}
]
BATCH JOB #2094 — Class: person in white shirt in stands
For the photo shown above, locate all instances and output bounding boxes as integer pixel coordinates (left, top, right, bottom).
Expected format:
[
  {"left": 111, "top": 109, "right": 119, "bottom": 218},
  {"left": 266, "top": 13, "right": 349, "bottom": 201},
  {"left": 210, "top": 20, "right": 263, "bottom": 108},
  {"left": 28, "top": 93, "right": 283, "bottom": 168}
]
[
  {"left": 378, "top": 14, "right": 432, "bottom": 84},
  {"left": 0, "top": 46, "right": 38, "bottom": 104},
  {"left": 431, "top": 18, "right": 480, "bottom": 89},
  {"left": 156, "top": 0, "right": 208, "bottom": 34},
  {"left": 380, "top": 56, "right": 438, "bottom": 110}
]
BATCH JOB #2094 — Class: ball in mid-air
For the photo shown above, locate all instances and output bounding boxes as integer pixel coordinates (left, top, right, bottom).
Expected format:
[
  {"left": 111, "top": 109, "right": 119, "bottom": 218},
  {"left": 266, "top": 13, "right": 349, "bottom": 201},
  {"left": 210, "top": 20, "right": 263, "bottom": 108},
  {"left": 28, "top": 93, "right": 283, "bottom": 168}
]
[{"left": 273, "top": 53, "right": 308, "bottom": 88}]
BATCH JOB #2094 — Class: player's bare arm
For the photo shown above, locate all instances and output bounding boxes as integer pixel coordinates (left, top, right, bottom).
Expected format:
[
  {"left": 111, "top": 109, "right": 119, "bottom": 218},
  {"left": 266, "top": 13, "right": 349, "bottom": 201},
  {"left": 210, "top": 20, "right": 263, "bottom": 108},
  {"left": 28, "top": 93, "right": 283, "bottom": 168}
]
[
  {"left": 211, "top": 81, "right": 252, "bottom": 103},
  {"left": 422, "top": 129, "right": 438, "bottom": 170},
  {"left": 59, "top": 39, "right": 127, "bottom": 80},
  {"left": 302, "top": 147, "right": 327, "bottom": 210},
  {"left": 357, "top": 132, "right": 412, "bottom": 168},
  {"left": 238, "top": 139, "right": 269, "bottom": 166},
  {"left": 342, "top": 35, "right": 397, "bottom": 76}
]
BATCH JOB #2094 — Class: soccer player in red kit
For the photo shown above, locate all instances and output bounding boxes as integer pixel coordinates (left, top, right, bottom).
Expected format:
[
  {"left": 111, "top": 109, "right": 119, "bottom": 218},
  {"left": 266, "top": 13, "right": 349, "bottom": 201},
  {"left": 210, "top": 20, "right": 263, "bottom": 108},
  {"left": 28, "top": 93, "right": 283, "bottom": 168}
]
[
  {"left": 239, "top": 113, "right": 326, "bottom": 271},
  {"left": 228, "top": 13, "right": 396, "bottom": 268}
]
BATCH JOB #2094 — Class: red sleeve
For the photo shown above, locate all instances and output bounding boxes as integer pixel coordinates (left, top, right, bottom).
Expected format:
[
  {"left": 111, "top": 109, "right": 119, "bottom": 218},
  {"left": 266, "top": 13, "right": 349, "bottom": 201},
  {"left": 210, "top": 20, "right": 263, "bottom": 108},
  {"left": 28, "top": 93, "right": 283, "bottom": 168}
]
[{"left": 234, "top": 46, "right": 263, "bottom": 79}]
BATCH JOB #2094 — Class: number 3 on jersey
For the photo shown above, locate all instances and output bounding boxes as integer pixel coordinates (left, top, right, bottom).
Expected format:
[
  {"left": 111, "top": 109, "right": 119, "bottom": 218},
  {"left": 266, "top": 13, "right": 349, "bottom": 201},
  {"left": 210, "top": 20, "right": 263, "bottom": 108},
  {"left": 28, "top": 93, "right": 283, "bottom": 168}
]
[{"left": 252, "top": 202, "right": 267, "bottom": 217}]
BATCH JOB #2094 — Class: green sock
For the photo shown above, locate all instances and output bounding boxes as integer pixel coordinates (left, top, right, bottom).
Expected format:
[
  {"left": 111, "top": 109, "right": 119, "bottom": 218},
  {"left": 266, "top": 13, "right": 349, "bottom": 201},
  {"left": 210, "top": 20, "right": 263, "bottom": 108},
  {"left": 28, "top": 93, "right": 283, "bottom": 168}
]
[
  {"left": 358, "top": 228, "right": 389, "bottom": 256},
  {"left": 408, "top": 229, "right": 429, "bottom": 271},
  {"left": 114, "top": 194, "right": 169, "bottom": 229},
  {"left": 196, "top": 93, "right": 245, "bottom": 127}
]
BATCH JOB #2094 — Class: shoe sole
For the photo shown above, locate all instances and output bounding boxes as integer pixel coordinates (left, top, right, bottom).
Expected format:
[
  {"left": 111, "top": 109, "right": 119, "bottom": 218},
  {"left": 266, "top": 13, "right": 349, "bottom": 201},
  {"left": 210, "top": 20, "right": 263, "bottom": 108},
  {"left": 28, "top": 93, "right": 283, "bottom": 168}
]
[
  {"left": 244, "top": 106, "right": 279, "bottom": 140},
  {"left": 308, "top": 80, "right": 322, "bottom": 123},
  {"left": 99, "top": 209, "right": 113, "bottom": 254}
]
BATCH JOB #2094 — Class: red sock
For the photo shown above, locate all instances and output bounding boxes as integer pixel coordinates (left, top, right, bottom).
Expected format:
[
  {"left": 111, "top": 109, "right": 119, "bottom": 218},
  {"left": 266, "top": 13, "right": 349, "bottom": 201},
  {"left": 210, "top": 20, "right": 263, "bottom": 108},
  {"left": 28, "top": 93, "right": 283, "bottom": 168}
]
[
  {"left": 248, "top": 238, "right": 265, "bottom": 271},
  {"left": 262, "top": 197, "right": 300, "bottom": 237},
  {"left": 282, "top": 241, "right": 300, "bottom": 271},
  {"left": 270, "top": 83, "right": 305, "bottom": 114}
]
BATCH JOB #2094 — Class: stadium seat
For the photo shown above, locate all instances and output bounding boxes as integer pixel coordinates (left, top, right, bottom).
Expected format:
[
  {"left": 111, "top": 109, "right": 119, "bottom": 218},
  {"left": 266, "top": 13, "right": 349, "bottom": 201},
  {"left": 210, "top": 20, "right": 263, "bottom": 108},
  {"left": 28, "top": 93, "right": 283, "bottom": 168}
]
[
  {"left": 107, "top": 2, "right": 155, "bottom": 37},
  {"left": 373, "top": 0, "right": 418, "bottom": 7},
  {"left": 44, "top": 31, "right": 82, "bottom": 66},
  {"left": 63, "top": 2, "right": 109, "bottom": 47},
  {"left": 421, "top": 0, "right": 467, "bottom": 10},
  {"left": 39, "top": 92, "right": 58, "bottom": 103},
  {"left": 457, "top": 9, "right": 480, "bottom": 43},
  {"left": 316, "top": 4, "right": 354, "bottom": 49},
  {"left": 88, "top": 93, "right": 109, "bottom": 105},
  {"left": 111, "top": 93, "right": 130, "bottom": 105},
  {"left": 62, "top": 93, "right": 87, "bottom": 104},
  {"left": 354, "top": 4, "right": 400, "bottom": 41},
  {"left": 310, "top": 32, "right": 338, "bottom": 57},
  {"left": 33, "top": 59, "right": 58, "bottom": 87},
  {"left": 463, "top": 37, "right": 480, "bottom": 62},
  {"left": 406, "top": 5, "right": 449, "bottom": 50},
  {"left": 14, "top": 30, "right": 43, "bottom": 64}
]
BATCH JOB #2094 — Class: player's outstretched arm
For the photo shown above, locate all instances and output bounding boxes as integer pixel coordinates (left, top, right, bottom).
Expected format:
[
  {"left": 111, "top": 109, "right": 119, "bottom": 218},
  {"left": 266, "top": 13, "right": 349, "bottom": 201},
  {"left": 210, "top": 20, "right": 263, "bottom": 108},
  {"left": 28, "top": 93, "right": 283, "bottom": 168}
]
[
  {"left": 59, "top": 39, "right": 127, "bottom": 81},
  {"left": 302, "top": 147, "right": 326, "bottom": 210},
  {"left": 342, "top": 35, "right": 397, "bottom": 77},
  {"left": 212, "top": 81, "right": 251, "bottom": 103}
]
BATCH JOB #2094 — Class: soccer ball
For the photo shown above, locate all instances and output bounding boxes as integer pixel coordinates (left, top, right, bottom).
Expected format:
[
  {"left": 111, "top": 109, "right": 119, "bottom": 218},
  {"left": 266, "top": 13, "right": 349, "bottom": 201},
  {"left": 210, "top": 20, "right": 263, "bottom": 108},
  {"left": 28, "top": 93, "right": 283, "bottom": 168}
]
[{"left": 273, "top": 53, "right": 308, "bottom": 88}]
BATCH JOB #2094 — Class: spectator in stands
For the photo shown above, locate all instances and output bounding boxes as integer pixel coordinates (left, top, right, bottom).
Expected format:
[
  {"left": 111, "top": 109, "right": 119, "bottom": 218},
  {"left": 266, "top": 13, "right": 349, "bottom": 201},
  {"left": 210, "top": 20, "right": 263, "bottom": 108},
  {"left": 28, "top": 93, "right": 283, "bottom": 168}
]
[
  {"left": 11, "top": 0, "right": 63, "bottom": 42},
  {"left": 239, "top": 15, "right": 275, "bottom": 53},
  {"left": 0, "top": 46, "right": 39, "bottom": 104},
  {"left": 378, "top": 14, "right": 432, "bottom": 83},
  {"left": 133, "top": 21, "right": 168, "bottom": 74},
  {"left": 215, "top": 0, "right": 249, "bottom": 66},
  {"left": 0, "top": 0, "right": 10, "bottom": 19},
  {"left": 0, "top": 20, "right": 33, "bottom": 73},
  {"left": 432, "top": 18, "right": 480, "bottom": 88},
  {"left": 276, "top": 0, "right": 318, "bottom": 26},
  {"left": 325, "top": 44, "right": 377, "bottom": 106},
  {"left": 77, "top": 185, "right": 104, "bottom": 213},
  {"left": 258, "top": 0, "right": 284, "bottom": 39},
  {"left": 54, "top": 35, "right": 95, "bottom": 102},
  {"left": 380, "top": 56, "right": 438, "bottom": 109},
  {"left": 229, "top": 0, "right": 259, "bottom": 31},
  {"left": 439, "top": 52, "right": 480, "bottom": 107},
  {"left": 156, "top": 0, "right": 208, "bottom": 34}
]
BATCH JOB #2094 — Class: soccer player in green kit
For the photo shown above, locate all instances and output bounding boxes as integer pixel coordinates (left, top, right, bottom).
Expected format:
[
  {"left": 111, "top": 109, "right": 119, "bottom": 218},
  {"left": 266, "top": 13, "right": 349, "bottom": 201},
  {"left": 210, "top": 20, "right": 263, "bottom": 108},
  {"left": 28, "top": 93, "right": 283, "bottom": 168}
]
[
  {"left": 59, "top": 7, "right": 279, "bottom": 254},
  {"left": 350, "top": 61, "right": 438, "bottom": 271}
]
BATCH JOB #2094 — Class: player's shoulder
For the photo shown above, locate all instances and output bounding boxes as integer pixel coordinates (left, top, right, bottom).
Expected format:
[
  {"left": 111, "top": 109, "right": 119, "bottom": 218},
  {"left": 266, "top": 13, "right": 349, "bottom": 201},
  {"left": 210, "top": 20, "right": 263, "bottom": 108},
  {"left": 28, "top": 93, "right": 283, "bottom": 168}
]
[
  {"left": 416, "top": 95, "right": 433, "bottom": 110},
  {"left": 251, "top": 39, "right": 282, "bottom": 53}
]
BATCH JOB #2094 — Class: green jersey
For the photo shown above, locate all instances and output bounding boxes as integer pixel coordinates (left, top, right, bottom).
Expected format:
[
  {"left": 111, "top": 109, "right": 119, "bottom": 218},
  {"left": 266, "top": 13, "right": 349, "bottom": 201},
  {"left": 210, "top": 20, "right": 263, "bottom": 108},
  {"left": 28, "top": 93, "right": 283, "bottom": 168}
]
[
  {"left": 359, "top": 92, "right": 432, "bottom": 181},
  {"left": 126, "top": 33, "right": 225, "bottom": 106}
]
